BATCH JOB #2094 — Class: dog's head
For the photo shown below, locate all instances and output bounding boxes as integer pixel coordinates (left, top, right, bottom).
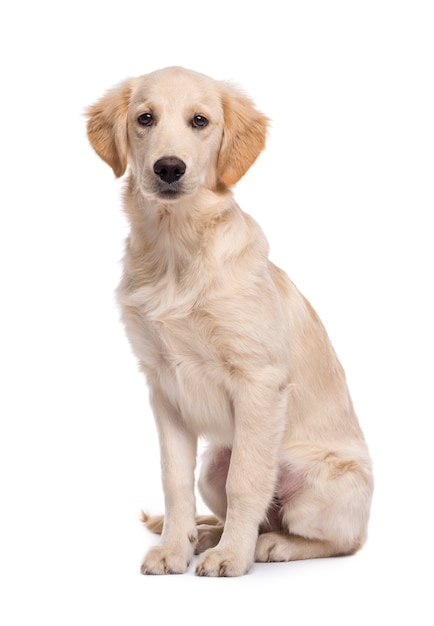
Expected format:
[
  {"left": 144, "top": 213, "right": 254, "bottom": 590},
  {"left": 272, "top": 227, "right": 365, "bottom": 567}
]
[{"left": 86, "top": 67, "right": 268, "bottom": 200}]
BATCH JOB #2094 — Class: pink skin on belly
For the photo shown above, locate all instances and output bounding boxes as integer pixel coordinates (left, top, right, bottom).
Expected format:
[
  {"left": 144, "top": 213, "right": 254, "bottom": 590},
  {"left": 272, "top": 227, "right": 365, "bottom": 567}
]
[
  {"left": 205, "top": 449, "right": 305, "bottom": 530},
  {"left": 276, "top": 466, "right": 306, "bottom": 503}
]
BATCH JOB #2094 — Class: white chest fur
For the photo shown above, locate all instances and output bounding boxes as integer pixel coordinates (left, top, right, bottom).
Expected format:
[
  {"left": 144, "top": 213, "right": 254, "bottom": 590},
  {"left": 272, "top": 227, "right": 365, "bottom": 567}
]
[{"left": 117, "top": 272, "right": 235, "bottom": 444}]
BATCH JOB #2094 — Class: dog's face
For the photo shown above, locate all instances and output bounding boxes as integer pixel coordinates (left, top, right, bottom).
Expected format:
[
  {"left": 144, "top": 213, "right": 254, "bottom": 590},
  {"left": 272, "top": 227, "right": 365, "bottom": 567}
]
[
  {"left": 127, "top": 67, "right": 225, "bottom": 200},
  {"left": 87, "top": 67, "right": 268, "bottom": 199}
]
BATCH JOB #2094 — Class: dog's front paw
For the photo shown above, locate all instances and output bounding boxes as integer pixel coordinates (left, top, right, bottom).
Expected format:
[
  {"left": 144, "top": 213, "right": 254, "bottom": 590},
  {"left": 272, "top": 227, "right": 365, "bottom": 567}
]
[
  {"left": 195, "top": 547, "right": 252, "bottom": 577},
  {"left": 141, "top": 545, "right": 191, "bottom": 575}
]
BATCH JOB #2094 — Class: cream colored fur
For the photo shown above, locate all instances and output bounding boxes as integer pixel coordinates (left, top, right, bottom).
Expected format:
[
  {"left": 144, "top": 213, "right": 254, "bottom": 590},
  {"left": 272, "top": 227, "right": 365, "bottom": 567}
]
[{"left": 87, "top": 66, "right": 373, "bottom": 577}]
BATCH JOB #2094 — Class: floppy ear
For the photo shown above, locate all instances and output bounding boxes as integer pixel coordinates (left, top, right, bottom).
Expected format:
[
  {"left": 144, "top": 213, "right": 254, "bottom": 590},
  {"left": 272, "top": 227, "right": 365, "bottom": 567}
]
[
  {"left": 86, "top": 81, "right": 132, "bottom": 177},
  {"left": 217, "top": 84, "right": 269, "bottom": 186}
]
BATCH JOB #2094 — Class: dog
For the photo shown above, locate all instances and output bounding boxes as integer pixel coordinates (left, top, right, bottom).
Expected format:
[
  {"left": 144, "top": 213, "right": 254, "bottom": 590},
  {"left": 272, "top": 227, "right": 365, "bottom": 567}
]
[{"left": 86, "top": 66, "right": 373, "bottom": 577}]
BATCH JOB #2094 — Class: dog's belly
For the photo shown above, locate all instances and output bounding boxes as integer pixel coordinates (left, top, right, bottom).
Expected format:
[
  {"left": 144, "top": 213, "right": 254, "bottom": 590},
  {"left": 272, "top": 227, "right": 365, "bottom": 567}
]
[{"left": 121, "top": 302, "right": 235, "bottom": 444}]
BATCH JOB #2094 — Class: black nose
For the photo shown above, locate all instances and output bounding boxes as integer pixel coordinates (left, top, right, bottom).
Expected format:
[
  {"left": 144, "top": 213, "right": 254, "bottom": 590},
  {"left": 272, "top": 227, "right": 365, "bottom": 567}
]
[{"left": 153, "top": 157, "right": 186, "bottom": 184}]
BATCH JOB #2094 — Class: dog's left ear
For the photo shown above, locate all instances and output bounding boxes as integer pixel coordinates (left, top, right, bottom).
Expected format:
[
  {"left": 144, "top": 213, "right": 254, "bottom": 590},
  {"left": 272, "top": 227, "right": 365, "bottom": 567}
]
[
  {"left": 86, "top": 80, "right": 132, "bottom": 177},
  {"left": 217, "top": 84, "right": 269, "bottom": 186}
]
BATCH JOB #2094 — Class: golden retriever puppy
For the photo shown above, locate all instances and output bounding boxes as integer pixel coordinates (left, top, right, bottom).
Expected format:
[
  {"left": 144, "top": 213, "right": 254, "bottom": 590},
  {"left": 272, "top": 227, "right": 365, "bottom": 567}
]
[{"left": 86, "top": 66, "right": 373, "bottom": 577}]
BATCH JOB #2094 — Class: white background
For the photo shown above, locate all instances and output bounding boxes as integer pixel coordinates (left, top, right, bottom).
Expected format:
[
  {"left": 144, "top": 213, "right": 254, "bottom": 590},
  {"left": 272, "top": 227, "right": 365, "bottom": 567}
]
[{"left": 1, "top": 1, "right": 433, "bottom": 623}]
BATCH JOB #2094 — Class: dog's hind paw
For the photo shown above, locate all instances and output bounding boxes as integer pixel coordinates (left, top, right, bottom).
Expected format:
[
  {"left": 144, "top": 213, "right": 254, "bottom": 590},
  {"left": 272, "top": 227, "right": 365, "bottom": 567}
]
[{"left": 195, "top": 523, "right": 224, "bottom": 554}]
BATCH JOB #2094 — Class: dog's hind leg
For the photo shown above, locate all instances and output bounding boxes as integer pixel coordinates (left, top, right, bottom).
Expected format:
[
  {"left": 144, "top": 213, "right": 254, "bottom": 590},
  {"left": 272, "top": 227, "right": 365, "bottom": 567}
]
[
  {"left": 256, "top": 448, "right": 373, "bottom": 562},
  {"left": 195, "top": 446, "right": 229, "bottom": 553},
  {"left": 195, "top": 522, "right": 224, "bottom": 554},
  {"left": 255, "top": 532, "right": 358, "bottom": 562},
  {"left": 197, "top": 446, "right": 230, "bottom": 522}
]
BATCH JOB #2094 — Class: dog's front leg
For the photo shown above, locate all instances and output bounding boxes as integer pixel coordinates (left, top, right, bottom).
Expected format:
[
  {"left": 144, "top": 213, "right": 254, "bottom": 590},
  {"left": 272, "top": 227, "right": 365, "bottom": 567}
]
[
  {"left": 195, "top": 381, "right": 285, "bottom": 577},
  {"left": 141, "top": 387, "right": 197, "bottom": 575}
]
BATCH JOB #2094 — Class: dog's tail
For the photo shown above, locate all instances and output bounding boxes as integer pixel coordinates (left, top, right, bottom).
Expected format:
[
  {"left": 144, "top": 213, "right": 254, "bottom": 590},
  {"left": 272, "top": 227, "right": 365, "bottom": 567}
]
[{"left": 141, "top": 511, "right": 220, "bottom": 535}]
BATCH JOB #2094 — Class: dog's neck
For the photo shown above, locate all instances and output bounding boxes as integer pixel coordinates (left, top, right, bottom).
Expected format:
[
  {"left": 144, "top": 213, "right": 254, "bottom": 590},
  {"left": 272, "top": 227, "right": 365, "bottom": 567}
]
[
  {"left": 123, "top": 176, "right": 234, "bottom": 254},
  {"left": 119, "top": 173, "right": 270, "bottom": 314},
  {"left": 121, "top": 173, "right": 267, "bottom": 284}
]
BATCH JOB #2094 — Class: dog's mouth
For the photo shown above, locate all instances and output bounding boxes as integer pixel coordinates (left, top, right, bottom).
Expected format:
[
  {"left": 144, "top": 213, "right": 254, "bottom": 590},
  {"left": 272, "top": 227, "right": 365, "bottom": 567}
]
[
  {"left": 157, "top": 186, "right": 183, "bottom": 199},
  {"left": 140, "top": 180, "right": 185, "bottom": 201},
  {"left": 152, "top": 178, "right": 198, "bottom": 201}
]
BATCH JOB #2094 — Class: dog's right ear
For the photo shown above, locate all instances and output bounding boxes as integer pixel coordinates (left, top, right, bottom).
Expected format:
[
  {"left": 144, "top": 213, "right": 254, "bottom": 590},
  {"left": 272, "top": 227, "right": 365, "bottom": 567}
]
[{"left": 86, "top": 81, "right": 132, "bottom": 178}]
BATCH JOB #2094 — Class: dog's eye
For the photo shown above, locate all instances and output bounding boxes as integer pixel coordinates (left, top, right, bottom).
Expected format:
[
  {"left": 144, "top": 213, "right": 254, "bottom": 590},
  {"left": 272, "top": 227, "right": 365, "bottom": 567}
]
[
  {"left": 137, "top": 113, "right": 153, "bottom": 126},
  {"left": 192, "top": 115, "right": 208, "bottom": 128}
]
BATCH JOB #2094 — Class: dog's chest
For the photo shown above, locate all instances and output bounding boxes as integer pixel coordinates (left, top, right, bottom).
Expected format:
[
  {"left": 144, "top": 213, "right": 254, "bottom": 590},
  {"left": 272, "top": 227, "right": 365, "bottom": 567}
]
[{"left": 118, "top": 273, "right": 234, "bottom": 442}]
